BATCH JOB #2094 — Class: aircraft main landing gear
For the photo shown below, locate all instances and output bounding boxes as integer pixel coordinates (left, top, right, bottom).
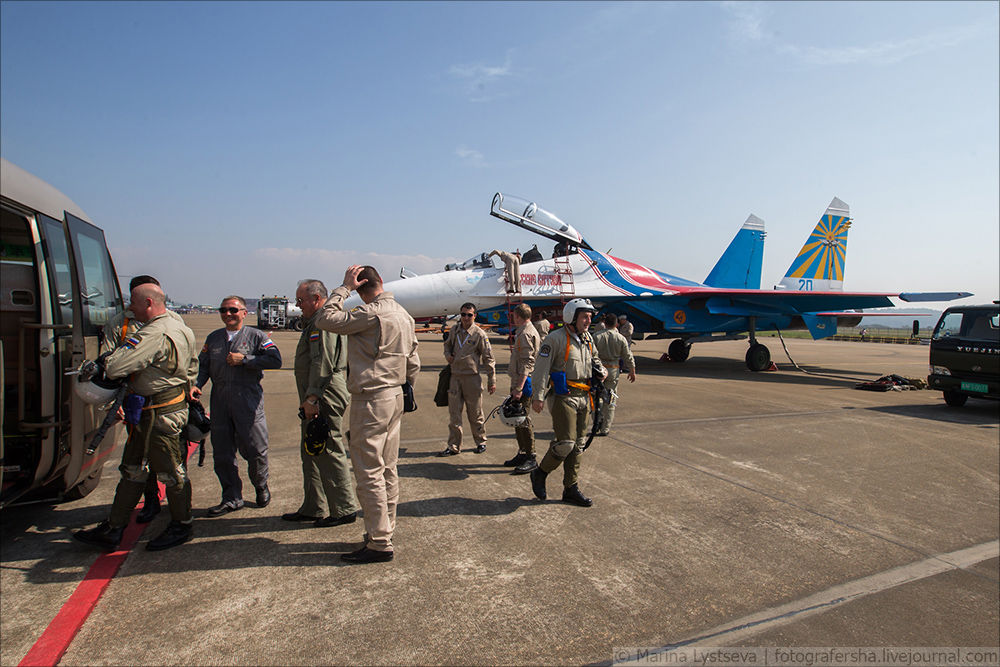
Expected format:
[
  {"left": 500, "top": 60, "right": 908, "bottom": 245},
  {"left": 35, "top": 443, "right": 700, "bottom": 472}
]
[
  {"left": 744, "top": 316, "right": 772, "bottom": 372},
  {"left": 668, "top": 339, "right": 691, "bottom": 362},
  {"left": 745, "top": 343, "right": 771, "bottom": 372}
]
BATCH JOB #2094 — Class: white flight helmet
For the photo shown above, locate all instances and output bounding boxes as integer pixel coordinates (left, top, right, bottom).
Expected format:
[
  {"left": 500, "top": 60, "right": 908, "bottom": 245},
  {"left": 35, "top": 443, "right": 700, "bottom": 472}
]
[
  {"left": 498, "top": 396, "right": 528, "bottom": 428},
  {"left": 73, "top": 359, "right": 121, "bottom": 405},
  {"left": 562, "top": 298, "right": 596, "bottom": 328}
]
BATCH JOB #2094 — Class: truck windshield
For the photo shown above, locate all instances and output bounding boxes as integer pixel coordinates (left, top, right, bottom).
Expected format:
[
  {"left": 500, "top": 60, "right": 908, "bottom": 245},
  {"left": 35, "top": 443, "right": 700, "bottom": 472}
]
[{"left": 933, "top": 310, "right": 1000, "bottom": 341}]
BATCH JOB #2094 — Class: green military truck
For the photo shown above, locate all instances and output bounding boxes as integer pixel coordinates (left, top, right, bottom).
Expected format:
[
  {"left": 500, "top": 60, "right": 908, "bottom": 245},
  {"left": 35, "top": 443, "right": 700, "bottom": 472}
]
[{"left": 927, "top": 302, "right": 1000, "bottom": 407}]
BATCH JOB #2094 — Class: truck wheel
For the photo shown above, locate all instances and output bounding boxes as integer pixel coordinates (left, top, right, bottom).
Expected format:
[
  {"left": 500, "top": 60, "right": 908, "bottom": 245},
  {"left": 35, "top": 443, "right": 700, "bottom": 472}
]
[
  {"left": 290, "top": 318, "right": 304, "bottom": 331},
  {"left": 943, "top": 390, "right": 968, "bottom": 407}
]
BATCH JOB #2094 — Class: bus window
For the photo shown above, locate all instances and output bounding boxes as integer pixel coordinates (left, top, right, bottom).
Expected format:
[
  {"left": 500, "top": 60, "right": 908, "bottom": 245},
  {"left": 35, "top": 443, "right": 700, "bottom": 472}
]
[
  {"left": 38, "top": 215, "right": 74, "bottom": 327},
  {"left": 66, "top": 214, "right": 121, "bottom": 333}
]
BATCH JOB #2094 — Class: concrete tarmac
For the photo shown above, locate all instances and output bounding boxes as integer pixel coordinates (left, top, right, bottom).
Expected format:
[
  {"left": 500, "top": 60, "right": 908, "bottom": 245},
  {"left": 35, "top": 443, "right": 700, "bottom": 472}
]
[{"left": 1, "top": 314, "right": 997, "bottom": 666}]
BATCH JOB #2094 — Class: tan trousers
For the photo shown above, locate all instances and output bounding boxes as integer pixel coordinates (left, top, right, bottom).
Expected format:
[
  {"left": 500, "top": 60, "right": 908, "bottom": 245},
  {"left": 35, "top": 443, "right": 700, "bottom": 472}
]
[
  {"left": 503, "top": 255, "right": 521, "bottom": 293},
  {"left": 348, "top": 389, "right": 402, "bottom": 553},
  {"left": 508, "top": 383, "right": 535, "bottom": 455},
  {"left": 447, "top": 373, "right": 486, "bottom": 449}
]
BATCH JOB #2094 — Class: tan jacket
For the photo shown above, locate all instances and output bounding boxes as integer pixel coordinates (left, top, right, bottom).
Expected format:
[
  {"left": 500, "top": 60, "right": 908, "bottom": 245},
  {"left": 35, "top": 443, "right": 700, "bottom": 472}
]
[
  {"left": 104, "top": 308, "right": 196, "bottom": 384},
  {"left": 105, "top": 311, "right": 197, "bottom": 397},
  {"left": 593, "top": 328, "right": 635, "bottom": 372},
  {"left": 533, "top": 319, "right": 550, "bottom": 337},
  {"left": 444, "top": 323, "right": 496, "bottom": 385},
  {"left": 619, "top": 321, "right": 634, "bottom": 345},
  {"left": 314, "top": 287, "right": 420, "bottom": 395},
  {"left": 508, "top": 322, "right": 540, "bottom": 391}
]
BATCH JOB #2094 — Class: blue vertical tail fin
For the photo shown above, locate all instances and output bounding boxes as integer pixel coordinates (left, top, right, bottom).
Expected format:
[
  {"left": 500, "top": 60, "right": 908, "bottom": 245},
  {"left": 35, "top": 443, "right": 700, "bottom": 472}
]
[{"left": 704, "top": 214, "right": 766, "bottom": 289}]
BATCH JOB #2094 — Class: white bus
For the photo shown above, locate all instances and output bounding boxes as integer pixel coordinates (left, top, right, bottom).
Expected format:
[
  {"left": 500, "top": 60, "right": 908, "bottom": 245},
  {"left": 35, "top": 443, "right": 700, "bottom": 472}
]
[{"left": 1, "top": 158, "right": 125, "bottom": 507}]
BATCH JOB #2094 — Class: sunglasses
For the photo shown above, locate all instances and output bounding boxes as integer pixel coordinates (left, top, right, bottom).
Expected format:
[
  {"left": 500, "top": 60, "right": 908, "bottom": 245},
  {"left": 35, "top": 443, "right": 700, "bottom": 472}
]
[
  {"left": 218, "top": 307, "right": 244, "bottom": 315},
  {"left": 460, "top": 313, "right": 475, "bottom": 318}
]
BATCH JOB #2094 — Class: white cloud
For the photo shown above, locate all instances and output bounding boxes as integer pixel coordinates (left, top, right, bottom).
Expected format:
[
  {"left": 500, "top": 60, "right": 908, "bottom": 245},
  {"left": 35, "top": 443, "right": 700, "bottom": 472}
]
[
  {"left": 721, "top": 3, "right": 996, "bottom": 67},
  {"left": 721, "top": 0, "right": 771, "bottom": 45},
  {"left": 455, "top": 145, "right": 487, "bottom": 168},
  {"left": 448, "top": 52, "right": 514, "bottom": 102},
  {"left": 779, "top": 22, "right": 993, "bottom": 66}
]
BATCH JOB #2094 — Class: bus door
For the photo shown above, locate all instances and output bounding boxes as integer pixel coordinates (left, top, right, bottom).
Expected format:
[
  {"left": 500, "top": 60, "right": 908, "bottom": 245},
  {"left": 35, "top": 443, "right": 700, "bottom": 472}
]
[{"left": 62, "top": 213, "right": 123, "bottom": 489}]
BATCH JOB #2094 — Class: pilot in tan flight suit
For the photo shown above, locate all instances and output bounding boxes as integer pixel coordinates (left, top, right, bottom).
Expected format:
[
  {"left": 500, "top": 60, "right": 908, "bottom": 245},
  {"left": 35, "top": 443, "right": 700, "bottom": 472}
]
[
  {"left": 489, "top": 249, "right": 522, "bottom": 293},
  {"left": 592, "top": 313, "right": 636, "bottom": 436},
  {"left": 440, "top": 302, "right": 496, "bottom": 456},
  {"left": 504, "top": 303, "right": 541, "bottom": 474},
  {"left": 529, "top": 298, "right": 606, "bottom": 507},
  {"left": 76, "top": 283, "right": 199, "bottom": 552},
  {"left": 103, "top": 274, "right": 191, "bottom": 525},
  {"left": 313, "top": 265, "right": 420, "bottom": 564}
]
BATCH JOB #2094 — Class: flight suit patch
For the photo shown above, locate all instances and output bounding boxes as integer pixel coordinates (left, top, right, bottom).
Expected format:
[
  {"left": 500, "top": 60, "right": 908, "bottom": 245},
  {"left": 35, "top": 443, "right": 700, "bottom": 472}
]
[{"left": 539, "top": 344, "right": 550, "bottom": 358}]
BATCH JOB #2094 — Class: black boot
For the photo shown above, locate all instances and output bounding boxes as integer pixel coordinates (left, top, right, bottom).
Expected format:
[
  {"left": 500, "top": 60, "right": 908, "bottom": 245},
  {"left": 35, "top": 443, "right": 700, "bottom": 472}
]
[
  {"left": 503, "top": 451, "right": 528, "bottom": 467},
  {"left": 530, "top": 468, "right": 548, "bottom": 500},
  {"left": 562, "top": 484, "right": 593, "bottom": 507},
  {"left": 136, "top": 497, "right": 161, "bottom": 524},
  {"left": 74, "top": 521, "right": 125, "bottom": 551},
  {"left": 513, "top": 454, "right": 537, "bottom": 475},
  {"left": 146, "top": 521, "right": 193, "bottom": 551}
]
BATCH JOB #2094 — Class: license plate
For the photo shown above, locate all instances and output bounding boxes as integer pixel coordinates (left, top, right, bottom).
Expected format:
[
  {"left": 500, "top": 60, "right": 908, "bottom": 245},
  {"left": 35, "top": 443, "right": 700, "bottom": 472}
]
[{"left": 961, "top": 381, "right": 989, "bottom": 393}]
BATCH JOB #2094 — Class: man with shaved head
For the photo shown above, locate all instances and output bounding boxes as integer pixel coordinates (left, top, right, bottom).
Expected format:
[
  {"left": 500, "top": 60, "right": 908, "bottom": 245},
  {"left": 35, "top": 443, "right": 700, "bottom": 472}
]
[
  {"left": 76, "top": 282, "right": 199, "bottom": 552},
  {"left": 103, "top": 275, "right": 192, "bottom": 524}
]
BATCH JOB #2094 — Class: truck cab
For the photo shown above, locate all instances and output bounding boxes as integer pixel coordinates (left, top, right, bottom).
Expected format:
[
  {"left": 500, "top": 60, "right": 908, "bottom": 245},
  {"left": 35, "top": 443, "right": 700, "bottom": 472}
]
[
  {"left": 927, "top": 302, "right": 1000, "bottom": 407},
  {"left": 1, "top": 158, "right": 125, "bottom": 507}
]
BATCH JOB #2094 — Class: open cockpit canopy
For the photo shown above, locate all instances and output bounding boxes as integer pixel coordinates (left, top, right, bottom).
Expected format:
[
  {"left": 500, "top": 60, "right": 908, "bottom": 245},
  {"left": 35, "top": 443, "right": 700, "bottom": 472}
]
[{"left": 490, "top": 192, "right": 591, "bottom": 250}]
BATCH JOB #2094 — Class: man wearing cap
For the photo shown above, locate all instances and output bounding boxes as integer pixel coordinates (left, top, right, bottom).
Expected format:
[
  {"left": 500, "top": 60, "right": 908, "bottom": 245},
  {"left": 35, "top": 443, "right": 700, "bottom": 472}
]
[
  {"left": 503, "top": 303, "right": 542, "bottom": 474},
  {"left": 314, "top": 265, "right": 420, "bottom": 564},
  {"left": 191, "top": 295, "right": 282, "bottom": 517},
  {"left": 439, "top": 302, "right": 496, "bottom": 456},
  {"left": 75, "top": 283, "right": 199, "bottom": 551},
  {"left": 284, "top": 279, "right": 360, "bottom": 528},
  {"left": 592, "top": 313, "right": 636, "bottom": 437},
  {"left": 618, "top": 315, "right": 634, "bottom": 348},
  {"left": 529, "top": 298, "right": 606, "bottom": 507}
]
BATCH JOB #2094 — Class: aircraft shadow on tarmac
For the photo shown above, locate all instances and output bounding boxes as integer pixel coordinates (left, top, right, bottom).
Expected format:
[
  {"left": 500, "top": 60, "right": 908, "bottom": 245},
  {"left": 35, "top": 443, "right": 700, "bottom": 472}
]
[{"left": 633, "top": 353, "right": 908, "bottom": 389}]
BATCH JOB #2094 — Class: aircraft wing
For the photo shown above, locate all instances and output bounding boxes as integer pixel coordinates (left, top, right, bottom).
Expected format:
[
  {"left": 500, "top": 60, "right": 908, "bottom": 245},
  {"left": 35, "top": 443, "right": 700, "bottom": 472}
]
[{"left": 616, "top": 288, "right": 971, "bottom": 340}]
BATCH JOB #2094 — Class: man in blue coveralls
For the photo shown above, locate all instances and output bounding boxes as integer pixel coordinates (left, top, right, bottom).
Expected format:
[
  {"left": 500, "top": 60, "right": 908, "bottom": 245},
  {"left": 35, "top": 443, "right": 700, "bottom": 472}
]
[{"left": 192, "top": 295, "right": 282, "bottom": 516}]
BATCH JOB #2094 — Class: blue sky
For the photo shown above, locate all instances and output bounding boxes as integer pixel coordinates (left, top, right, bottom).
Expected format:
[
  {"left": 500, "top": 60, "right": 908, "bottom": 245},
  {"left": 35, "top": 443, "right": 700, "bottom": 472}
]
[{"left": 2, "top": 1, "right": 997, "bottom": 307}]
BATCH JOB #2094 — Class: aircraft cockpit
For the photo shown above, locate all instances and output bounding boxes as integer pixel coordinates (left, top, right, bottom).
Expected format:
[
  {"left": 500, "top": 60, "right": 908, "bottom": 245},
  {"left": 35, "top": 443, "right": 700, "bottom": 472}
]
[
  {"left": 444, "top": 252, "right": 494, "bottom": 272},
  {"left": 490, "top": 192, "right": 593, "bottom": 251}
]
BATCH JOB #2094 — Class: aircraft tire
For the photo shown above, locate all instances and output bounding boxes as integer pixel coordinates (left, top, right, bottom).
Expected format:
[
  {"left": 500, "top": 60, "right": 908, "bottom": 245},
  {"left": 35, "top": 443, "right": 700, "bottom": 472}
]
[
  {"left": 668, "top": 339, "right": 691, "bottom": 362},
  {"left": 745, "top": 343, "right": 771, "bottom": 372},
  {"left": 943, "top": 390, "right": 968, "bottom": 407}
]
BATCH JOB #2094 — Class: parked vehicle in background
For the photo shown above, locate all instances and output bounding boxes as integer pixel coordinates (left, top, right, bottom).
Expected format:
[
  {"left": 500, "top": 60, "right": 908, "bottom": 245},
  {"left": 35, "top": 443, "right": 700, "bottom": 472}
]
[
  {"left": 928, "top": 302, "right": 1000, "bottom": 407},
  {"left": 257, "top": 295, "right": 304, "bottom": 331},
  {"left": 1, "top": 158, "right": 125, "bottom": 507}
]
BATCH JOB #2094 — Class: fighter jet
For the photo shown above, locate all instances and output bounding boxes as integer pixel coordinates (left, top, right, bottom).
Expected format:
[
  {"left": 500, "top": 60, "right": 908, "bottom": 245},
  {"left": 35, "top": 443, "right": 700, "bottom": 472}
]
[{"left": 347, "top": 193, "right": 970, "bottom": 371}]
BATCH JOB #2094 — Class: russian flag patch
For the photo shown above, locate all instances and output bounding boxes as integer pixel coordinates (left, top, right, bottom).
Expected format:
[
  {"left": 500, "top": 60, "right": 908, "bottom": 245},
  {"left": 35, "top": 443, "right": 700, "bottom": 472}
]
[
  {"left": 309, "top": 332, "right": 320, "bottom": 342},
  {"left": 124, "top": 335, "right": 141, "bottom": 349},
  {"left": 261, "top": 339, "right": 275, "bottom": 349}
]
